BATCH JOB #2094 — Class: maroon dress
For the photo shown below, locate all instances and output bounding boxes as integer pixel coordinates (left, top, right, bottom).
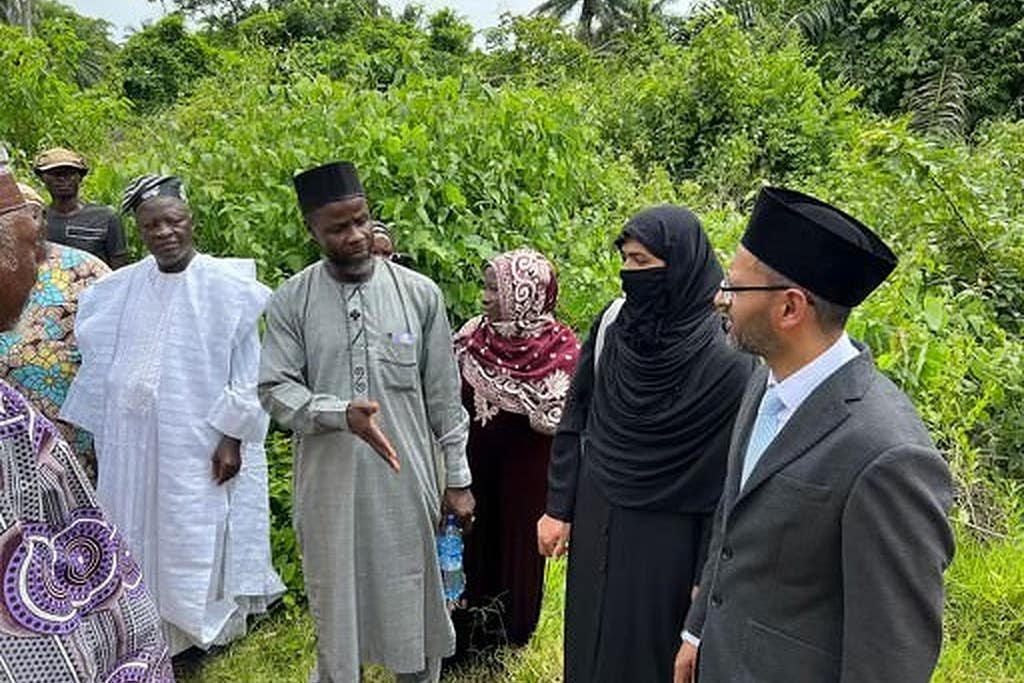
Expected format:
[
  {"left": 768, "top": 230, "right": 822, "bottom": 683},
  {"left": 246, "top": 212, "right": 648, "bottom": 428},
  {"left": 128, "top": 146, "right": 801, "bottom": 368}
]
[{"left": 453, "top": 384, "right": 552, "bottom": 655}]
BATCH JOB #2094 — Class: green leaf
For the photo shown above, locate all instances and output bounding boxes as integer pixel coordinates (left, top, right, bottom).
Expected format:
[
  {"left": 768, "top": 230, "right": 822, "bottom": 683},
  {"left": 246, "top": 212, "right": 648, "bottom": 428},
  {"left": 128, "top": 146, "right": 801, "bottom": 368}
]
[{"left": 923, "top": 295, "right": 947, "bottom": 332}]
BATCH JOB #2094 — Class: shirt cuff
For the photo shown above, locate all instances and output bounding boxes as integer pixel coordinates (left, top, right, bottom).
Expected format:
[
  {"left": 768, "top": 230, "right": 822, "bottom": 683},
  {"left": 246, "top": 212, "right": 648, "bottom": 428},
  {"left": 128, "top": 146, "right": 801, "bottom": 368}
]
[
  {"left": 309, "top": 396, "right": 350, "bottom": 432},
  {"left": 681, "top": 630, "right": 701, "bottom": 649},
  {"left": 207, "top": 388, "right": 268, "bottom": 442},
  {"left": 443, "top": 446, "right": 472, "bottom": 488}
]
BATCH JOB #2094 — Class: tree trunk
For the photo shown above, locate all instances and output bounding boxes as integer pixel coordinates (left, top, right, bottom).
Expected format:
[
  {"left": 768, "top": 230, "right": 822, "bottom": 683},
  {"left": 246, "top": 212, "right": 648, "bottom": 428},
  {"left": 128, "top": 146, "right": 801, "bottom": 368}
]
[
  {"left": 4, "top": 0, "right": 33, "bottom": 35},
  {"left": 579, "top": 0, "right": 599, "bottom": 43}
]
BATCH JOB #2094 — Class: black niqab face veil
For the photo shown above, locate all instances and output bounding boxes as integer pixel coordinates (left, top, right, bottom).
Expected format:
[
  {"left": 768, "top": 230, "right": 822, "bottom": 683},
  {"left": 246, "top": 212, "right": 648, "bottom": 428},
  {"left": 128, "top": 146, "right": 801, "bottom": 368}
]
[{"left": 586, "top": 206, "right": 756, "bottom": 512}]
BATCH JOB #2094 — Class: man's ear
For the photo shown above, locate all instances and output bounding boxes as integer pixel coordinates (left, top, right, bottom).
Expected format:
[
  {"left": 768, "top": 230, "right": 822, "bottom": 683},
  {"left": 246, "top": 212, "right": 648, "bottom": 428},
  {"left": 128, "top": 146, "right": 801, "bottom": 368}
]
[{"left": 777, "top": 289, "right": 812, "bottom": 331}]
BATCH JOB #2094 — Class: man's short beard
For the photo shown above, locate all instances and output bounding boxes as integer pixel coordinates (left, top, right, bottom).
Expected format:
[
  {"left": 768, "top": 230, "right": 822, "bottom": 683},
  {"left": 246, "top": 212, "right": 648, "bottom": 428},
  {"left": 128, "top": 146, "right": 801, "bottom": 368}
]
[
  {"left": 329, "top": 252, "right": 374, "bottom": 281},
  {"left": 727, "top": 312, "right": 779, "bottom": 359}
]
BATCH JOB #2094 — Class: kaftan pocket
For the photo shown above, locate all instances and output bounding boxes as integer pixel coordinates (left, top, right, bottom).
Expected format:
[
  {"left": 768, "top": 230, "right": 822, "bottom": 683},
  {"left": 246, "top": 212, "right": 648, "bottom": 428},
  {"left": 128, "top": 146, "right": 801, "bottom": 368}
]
[{"left": 377, "top": 343, "right": 418, "bottom": 392}]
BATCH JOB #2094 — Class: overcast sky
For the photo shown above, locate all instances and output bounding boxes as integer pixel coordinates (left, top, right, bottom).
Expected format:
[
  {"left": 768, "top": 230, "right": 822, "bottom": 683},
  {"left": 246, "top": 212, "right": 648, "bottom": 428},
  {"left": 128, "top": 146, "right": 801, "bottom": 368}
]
[{"left": 64, "top": 0, "right": 561, "bottom": 41}]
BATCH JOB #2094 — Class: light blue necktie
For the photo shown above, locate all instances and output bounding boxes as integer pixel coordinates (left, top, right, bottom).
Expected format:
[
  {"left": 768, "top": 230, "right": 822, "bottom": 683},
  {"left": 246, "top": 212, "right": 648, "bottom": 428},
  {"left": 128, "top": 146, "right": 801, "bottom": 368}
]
[{"left": 741, "top": 386, "right": 785, "bottom": 488}]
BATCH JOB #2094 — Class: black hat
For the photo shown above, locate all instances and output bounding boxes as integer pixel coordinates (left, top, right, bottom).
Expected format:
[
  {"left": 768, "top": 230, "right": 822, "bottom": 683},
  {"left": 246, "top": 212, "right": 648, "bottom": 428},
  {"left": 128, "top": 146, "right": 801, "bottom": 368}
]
[
  {"left": 293, "top": 161, "right": 364, "bottom": 215},
  {"left": 741, "top": 187, "right": 897, "bottom": 307}
]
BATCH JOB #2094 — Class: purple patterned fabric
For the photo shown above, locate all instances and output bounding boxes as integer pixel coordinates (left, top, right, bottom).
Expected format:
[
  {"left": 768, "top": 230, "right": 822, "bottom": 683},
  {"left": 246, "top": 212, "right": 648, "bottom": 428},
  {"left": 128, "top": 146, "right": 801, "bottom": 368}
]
[
  {"left": 0, "top": 379, "right": 175, "bottom": 682},
  {"left": 3, "top": 509, "right": 131, "bottom": 636},
  {"left": 103, "top": 647, "right": 176, "bottom": 683}
]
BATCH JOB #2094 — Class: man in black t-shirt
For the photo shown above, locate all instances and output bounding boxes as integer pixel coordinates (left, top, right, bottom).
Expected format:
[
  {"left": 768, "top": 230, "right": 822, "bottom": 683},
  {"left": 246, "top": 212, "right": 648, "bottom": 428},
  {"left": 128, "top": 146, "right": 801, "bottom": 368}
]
[{"left": 33, "top": 147, "right": 128, "bottom": 269}]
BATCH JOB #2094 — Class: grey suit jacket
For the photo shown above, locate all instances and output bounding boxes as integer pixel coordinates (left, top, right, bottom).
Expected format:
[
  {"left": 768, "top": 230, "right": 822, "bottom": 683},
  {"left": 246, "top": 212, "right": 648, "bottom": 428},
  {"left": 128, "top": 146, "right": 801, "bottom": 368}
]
[{"left": 684, "top": 350, "right": 954, "bottom": 683}]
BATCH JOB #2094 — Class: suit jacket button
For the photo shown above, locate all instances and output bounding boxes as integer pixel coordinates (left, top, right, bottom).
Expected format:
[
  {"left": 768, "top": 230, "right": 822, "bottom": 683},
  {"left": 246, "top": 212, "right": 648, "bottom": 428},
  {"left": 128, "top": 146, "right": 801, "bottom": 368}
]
[
  {"left": 720, "top": 547, "right": 732, "bottom": 561},
  {"left": 711, "top": 594, "right": 723, "bottom": 608}
]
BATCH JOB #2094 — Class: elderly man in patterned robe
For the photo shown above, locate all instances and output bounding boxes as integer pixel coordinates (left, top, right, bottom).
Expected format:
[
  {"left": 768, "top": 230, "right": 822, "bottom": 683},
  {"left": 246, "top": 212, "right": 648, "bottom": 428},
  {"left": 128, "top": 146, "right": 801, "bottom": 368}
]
[
  {"left": 259, "top": 161, "right": 474, "bottom": 683},
  {"left": 0, "top": 157, "right": 172, "bottom": 681}
]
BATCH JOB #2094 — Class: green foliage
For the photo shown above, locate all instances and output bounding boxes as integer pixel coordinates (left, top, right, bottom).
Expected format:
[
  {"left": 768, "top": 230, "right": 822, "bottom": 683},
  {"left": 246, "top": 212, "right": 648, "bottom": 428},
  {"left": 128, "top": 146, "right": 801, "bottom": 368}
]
[
  {"left": 35, "top": 1, "right": 118, "bottom": 87},
  {"left": 153, "top": 0, "right": 260, "bottom": 29},
  {"left": 713, "top": 0, "right": 1024, "bottom": 131},
  {"left": 936, "top": 518, "right": 1024, "bottom": 682},
  {"left": 533, "top": 0, "right": 678, "bottom": 44},
  {"left": 117, "top": 14, "right": 217, "bottom": 112},
  {"left": 232, "top": 0, "right": 384, "bottom": 45},
  {"left": 0, "top": 23, "right": 129, "bottom": 160},
  {"left": 266, "top": 432, "right": 303, "bottom": 604},
  {"left": 593, "top": 12, "right": 862, "bottom": 196},
  {"left": 481, "top": 14, "right": 595, "bottom": 84},
  {"left": 83, "top": 46, "right": 650, "bottom": 329},
  {"left": 428, "top": 8, "right": 473, "bottom": 56}
]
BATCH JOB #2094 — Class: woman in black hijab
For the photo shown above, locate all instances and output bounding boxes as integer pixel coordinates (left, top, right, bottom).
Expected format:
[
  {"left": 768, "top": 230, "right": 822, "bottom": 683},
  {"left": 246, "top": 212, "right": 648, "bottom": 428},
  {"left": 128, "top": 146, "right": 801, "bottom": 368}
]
[{"left": 538, "top": 206, "right": 756, "bottom": 683}]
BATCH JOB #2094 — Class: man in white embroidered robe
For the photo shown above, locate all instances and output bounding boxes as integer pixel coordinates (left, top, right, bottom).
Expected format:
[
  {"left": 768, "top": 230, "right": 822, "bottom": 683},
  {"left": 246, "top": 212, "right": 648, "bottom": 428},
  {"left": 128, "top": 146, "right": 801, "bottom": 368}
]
[
  {"left": 62, "top": 174, "right": 284, "bottom": 654},
  {"left": 258, "top": 161, "right": 475, "bottom": 683}
]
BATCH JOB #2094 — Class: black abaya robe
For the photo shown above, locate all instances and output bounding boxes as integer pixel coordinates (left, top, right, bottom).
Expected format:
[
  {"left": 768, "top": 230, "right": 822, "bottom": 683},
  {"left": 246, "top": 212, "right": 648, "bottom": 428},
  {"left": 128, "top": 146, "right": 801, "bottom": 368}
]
[{"left": 564, "top": 458, "right": 712, "bottom": 682}]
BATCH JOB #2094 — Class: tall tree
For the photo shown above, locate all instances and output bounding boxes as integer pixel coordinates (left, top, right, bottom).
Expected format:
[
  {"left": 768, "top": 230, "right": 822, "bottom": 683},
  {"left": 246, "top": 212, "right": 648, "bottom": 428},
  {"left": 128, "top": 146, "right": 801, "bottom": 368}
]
[
  {"left": 533, "top": 0, "right": 675, "bottom": 43},
  {"left": 147, "top": 0, "right": 258, "bottom": 28}
]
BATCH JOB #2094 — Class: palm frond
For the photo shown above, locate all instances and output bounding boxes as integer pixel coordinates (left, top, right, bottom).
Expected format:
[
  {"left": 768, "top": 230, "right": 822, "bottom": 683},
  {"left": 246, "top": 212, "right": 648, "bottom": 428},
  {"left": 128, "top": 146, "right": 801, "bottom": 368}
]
[
  {"left": 789, "top": 0, "right": 849, "bottom": 42},
  {"left": 532, "top": 0, "right": 581, "bottom": 20},
  {"left": 908, "top": 65, "right": 969, "bottom": 137}
]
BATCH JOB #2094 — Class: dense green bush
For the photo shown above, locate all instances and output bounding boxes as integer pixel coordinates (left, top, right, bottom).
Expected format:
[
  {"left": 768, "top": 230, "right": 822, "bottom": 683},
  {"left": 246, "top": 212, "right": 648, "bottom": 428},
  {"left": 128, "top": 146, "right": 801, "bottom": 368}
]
[
  {"left": 117, "top": 14, "right": 217, "bottom": 112},
  {"left": 590, "top": 12, "right": 863, "bottom": 195},
  {"left": 0, "top": 23, "right": 129, "bottom": 162},
  {"left": 713, "top": 0, "right": 1024, "bottom": 132}
]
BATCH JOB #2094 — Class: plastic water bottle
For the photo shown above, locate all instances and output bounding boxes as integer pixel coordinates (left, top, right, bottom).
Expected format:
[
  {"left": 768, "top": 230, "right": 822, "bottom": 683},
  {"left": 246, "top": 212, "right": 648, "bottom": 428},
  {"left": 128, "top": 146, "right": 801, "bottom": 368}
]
[{"left": 437, "top": 514, "right": 465, "bottom": 604}]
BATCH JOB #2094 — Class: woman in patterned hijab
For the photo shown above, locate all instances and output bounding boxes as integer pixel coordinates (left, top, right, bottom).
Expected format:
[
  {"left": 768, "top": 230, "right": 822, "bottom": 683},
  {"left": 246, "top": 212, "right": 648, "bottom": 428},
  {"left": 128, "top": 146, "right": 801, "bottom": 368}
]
[{"left": 451, "top": 248, "right": 579, "bottom": 659}]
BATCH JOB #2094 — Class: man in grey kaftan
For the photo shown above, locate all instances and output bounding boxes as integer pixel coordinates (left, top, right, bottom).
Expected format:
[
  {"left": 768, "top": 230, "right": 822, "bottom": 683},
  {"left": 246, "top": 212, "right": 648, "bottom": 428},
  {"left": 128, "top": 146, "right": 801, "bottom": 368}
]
[{"left": 259, "top": 161, "right": 473, "bottom": 683}]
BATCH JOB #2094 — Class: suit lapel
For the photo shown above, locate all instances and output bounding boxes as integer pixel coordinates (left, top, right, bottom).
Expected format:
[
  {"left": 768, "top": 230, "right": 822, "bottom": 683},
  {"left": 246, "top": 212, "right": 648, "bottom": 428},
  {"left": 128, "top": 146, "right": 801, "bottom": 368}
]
[
  {"left": 723, "top": 365, "right": 769, "bottom": 510},
  {"left": 729, "top": 350, "right": 875, "bottom": 512}
]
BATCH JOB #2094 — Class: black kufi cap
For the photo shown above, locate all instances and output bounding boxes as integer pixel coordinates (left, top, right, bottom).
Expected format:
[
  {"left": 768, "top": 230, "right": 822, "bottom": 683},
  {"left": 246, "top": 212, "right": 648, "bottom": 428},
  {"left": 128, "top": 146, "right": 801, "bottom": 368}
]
[
  {"left": 293, "top": 161, "right": 364, "bottom": 215},
  {"left": 741, "top": 187, "right": 897, "bottom": 307}
]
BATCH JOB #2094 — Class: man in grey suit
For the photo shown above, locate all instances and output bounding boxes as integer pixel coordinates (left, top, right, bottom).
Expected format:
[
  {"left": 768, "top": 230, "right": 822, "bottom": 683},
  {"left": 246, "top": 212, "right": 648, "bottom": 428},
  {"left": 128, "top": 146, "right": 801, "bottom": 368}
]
[{"left": 674, "top": 187, "right": 955, "bottom": 683}]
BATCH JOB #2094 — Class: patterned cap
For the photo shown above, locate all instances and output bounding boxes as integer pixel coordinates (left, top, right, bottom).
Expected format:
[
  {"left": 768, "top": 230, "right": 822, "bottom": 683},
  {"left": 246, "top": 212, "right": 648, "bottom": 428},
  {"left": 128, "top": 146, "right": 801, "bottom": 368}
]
[
  {"left": 121, "top": 174, "right": 187, "bottom": 213},
  {"left": 32, "top": 147, "right": 89, "bottom": 175}
]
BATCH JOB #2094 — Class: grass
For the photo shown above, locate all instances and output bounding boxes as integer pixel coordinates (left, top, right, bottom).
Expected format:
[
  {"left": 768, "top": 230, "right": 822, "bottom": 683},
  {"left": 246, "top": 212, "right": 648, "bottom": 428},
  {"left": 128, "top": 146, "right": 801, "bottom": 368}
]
[
  {"left": 180, "top": 526, "right": 1024, "bottom": 682},
  {"left": 178, "top": 561, "right": 567, "bottom": 683}
]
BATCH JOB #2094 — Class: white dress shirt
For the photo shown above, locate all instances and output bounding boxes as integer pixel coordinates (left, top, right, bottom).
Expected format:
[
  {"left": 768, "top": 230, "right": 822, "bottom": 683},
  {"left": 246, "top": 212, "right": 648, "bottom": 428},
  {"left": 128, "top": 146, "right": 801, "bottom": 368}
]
[{"left": 766, "top": 332, "right": 860, "bottom": 433}]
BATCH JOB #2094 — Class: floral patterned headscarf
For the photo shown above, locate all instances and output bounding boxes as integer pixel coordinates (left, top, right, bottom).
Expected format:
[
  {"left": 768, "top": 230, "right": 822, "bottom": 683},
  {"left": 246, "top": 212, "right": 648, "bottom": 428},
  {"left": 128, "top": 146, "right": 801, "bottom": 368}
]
[{"left": 454, "top": 249, "right": 580, "bottom": 434}]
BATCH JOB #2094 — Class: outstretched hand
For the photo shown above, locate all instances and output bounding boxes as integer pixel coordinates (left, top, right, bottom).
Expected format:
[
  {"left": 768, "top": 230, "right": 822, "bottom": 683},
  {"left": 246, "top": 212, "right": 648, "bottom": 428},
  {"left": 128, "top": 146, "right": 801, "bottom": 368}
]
[{"left": 346, "top": 400, "right": 400, "bottom": 473}]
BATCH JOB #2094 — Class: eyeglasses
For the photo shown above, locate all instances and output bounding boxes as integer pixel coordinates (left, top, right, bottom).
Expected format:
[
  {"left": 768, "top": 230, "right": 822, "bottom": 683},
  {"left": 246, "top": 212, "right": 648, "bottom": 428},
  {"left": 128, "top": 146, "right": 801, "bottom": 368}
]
[{"left": 718, "top": 278, "right": 791, "bottom": 305}]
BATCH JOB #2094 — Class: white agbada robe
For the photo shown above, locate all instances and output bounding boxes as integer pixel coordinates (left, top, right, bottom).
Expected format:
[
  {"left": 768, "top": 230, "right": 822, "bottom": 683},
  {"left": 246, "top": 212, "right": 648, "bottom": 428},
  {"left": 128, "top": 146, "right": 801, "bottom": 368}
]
[{"left": 61, "top": 254, "right": 284, "bottom": 653}]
